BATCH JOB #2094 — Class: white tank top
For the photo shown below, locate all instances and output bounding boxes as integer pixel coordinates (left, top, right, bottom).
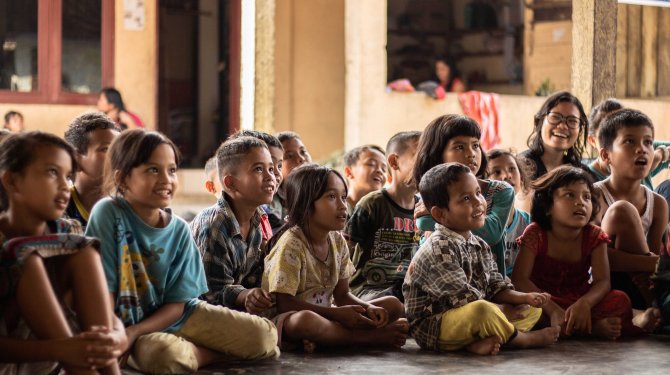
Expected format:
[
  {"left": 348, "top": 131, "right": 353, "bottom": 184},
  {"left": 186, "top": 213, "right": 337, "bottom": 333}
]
[{"left": 595, "top": 180, "right": 654, "bottom": 236}]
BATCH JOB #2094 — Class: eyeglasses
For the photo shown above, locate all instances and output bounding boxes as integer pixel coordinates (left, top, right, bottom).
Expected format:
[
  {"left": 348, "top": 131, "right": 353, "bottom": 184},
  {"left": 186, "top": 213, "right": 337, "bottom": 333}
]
[{"left": 545, "top": 112, "right": 583, "bottom": 129}]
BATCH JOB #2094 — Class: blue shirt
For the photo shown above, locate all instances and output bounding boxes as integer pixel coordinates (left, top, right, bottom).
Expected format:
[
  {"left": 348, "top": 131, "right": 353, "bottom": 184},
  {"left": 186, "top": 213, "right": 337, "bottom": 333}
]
[{"left": 86, "top": 197, "right": 208, "bottom": 332}]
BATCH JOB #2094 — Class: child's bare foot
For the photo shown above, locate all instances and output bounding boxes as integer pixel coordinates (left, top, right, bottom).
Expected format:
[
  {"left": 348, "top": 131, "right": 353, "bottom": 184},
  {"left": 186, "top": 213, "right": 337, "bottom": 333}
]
[
  {"left": 632, "top": 307, "right": 662, "bottom": 333},
  {"left": 374, "top": 318, "right": 409, "bottom": 348},
  {"left": 593, "top": 317, "right": 622, "bottom": 340},
  {"left": 302, "top": 339, "right": 316, "bottom": 354},
  {"left": 509, "top": 326, "right": 560, "bottom": 348},
  {"left": 466, "top": 336, "right": 501, "bottom": 355}
]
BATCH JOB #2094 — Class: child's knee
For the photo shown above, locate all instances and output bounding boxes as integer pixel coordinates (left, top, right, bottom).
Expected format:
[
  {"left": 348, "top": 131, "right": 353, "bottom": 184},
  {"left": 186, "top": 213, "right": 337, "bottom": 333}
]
[
  {"left": 371, "top": 296, "right": 404, "bottom": 319},
  {"left": 129, "top": 332, "right": 198, "bottom": 374},
  {"left": 284, "top": 310, "right": 323, "bottom": 338},
  {"left": 465, "top": 300, "right": 502, "bottom": 324},
  {"left": 605, "top": 201, "right": 640, "bottom": 228}
]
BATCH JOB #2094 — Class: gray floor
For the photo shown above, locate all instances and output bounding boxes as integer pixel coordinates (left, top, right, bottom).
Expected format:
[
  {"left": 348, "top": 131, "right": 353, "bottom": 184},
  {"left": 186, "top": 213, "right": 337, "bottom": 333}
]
[{"left": 122, "top": 336, "right": 670, "bottom": 375}]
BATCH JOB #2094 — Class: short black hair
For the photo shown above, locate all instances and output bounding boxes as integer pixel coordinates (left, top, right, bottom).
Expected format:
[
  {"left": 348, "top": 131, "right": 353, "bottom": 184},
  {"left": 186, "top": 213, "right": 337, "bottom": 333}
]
[
  {"left": 598, "top": 108, "right": 654, "bottom": 151},
  {"left": 276, "top": 131, "right": 302, "bottom": 144},
  {"left": 4, "top": 110, "right": 22, "bottom": 124},
  {"left": 100, "top": 87, "right": 125, "bottom": 111},
  {"left": 204, "top": 156, "right": 217, "bottom": 178},
  {"left": 343, "top": 144, "right": 386, "bottom": 167},
  {"left": 530, "top": 165, "right": 599, "bottom": 230},
  {"left": 230, "top": 129, "right": 283, "bottom": 150},
  {"left": 215, "top": 136, "right": 268, "bottom": 178},
  {"left": 486, "top": 148, "right": 530, "bottom": 192},
  {"left": 386, "top": 131, "right": 421, "bottom": 156},
  {"left": 588, "top": 98, "right": 623, "bottom": 137},
  {"left": 64, "top": 112, "right": 118, "bottom": 154},
  {"left": 418, "top": 162, "right": 472, "bottom": 211}
]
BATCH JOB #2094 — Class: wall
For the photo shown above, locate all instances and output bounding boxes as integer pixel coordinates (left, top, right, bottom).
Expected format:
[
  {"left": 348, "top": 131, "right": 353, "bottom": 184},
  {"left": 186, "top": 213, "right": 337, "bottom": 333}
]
[
  {"left": 345, "top": 0, "right": 670, "bottom": 182},
  {"left": 0, "top": 1, "right": 158, "bottom": 135},
  {"left": 274, "top": 0, "right": 345, "bottom": 161}
]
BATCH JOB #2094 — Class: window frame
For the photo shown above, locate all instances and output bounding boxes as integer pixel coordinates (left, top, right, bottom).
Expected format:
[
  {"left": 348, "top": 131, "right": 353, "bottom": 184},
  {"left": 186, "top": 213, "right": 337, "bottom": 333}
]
[{"left": 0, "top": 0, "right": 115, "bottom": 105}]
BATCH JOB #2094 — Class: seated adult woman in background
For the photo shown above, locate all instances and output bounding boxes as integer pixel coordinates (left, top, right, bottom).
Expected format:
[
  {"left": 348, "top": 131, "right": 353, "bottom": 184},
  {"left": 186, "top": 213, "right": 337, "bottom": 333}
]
[
  {"left": 519, "top": 91, "right": 588, "bottom": 181},
  {"left": 97, "top": 87, "right": 145, "bottom": 130},
  {"left": 434, "top": 57, "right": 466, "bottom": 93}
]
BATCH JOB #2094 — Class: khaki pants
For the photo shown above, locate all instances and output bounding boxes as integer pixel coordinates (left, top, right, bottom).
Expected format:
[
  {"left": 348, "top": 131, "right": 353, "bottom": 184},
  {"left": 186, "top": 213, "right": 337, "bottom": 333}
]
[
  {"left": 438, "top": 300, "right": 541, "bottom": 351},
  {"left": 129, "top": 302, "right": 279, "bottom": 374}
]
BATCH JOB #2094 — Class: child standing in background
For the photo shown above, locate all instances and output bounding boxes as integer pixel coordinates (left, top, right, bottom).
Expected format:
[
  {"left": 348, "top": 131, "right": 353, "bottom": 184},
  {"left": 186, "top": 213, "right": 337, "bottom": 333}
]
[
  {"left": 87, "top": 130, "right": 279, "bottom": 374},
  {"left": 346, "top": 131, "right": 421, "bottom": 301},
  {"left": 343, "top": 145, "right": 388, "bottom": 215},
  {"left": 0, "top": 132, "right": 125, "bottom": 375},
  {"left": 414, "top": 114, "right": 514, "bottom": 275},
  {"left": 64, "top": 112, "right": 120, "bottom": 228},
  {"left": 263, "top": 164, "right": 408, "bottom": 352},
  {"left": 404, "top": 163, "right": 558, "bottom": 355},
  {"left": 486, "top": 148, "right": 532, "bottom": 275}
]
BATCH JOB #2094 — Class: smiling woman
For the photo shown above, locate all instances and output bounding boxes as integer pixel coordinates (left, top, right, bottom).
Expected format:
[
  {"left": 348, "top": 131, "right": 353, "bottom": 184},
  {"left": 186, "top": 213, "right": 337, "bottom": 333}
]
[{"left": 519, "top": 91, "right": 589, "bottom": 181}]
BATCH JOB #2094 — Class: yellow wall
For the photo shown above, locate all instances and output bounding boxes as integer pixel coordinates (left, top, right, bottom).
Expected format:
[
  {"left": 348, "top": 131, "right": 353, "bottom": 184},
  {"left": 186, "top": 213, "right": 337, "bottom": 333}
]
[
  {"left": 0, "top": 1, "right": 157, "bottom": 135},
  {"left": 274, "top": 0, "right": 345, "bottom": 160}
]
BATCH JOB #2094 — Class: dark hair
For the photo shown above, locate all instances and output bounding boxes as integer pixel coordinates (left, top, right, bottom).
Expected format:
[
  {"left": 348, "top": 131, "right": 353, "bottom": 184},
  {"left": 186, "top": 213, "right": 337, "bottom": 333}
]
[
  {"left": 0, "top": 131, "right": 77, "bottom": 211},
  {"left": 100, "top": 87, "right": 125, "bottom": 111},
  {"left": 598, "top": 108, "right": 654, "bottom": 151},
  {"left": 276, "top": 131, "right": 302, "bottom": 144},
  {"left": 343, "top": 144, "right": 385, "bottom": 167},
  {"left": 230, "top": 129, "right": 283, "bottom": 150},
  {"left": 204, "top": 156, "right": 217, "bottom": 177},
  {"left": 419, "top": 162, "right": 472, "bottom": 211},
  {"left": 386, "top": 131, "right": 421, "bottom": 156},
  {"left": 64, "top": 112, "right": 118, "bottom": 154},
  {"left": 588, "top": 98, "right": 623, "bottom": 137},
  {"left": 103, "top": 129, "right": 182, "bottom": 197},
  {"left": 215, "top": 136, "right": 268, "bottom": 178},
  {"left": 268, "top": 163, "right": 348, "bottom": 248},
  {"left": 412, "top": 114, "right": 482, "bottom": 186},
  {"left": 486, "top": 148, "right": 530, "bottom": 193},
  {"left": 526, "top": 91, "right": 588, "bottom": 165},
  {"left": 4, "top": 110, "right": 22, "bottom": 124},
  {"left": 530, "top": 165, "right": 599, "bottom": 230},
  {"left": 434, "top": 56, "right": 462, "bottom": 91}
]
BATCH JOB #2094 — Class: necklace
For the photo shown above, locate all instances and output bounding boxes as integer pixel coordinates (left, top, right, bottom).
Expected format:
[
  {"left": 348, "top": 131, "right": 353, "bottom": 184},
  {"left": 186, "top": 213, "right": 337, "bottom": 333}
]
[{"left": 307, "top": 235, "right": 330, "bottom": 263}]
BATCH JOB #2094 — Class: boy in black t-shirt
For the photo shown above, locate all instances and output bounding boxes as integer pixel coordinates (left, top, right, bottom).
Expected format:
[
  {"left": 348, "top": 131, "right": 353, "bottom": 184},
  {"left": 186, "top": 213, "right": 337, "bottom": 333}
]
[{"left": 346, "top": 131, "right": 421, "bottom": 302}]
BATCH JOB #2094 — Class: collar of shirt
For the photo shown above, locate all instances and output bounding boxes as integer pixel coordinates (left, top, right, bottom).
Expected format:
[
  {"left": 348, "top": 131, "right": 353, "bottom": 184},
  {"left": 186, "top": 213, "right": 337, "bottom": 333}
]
[
  {"left": 217, "top": 192, "right": 263, "bottom": 239},
  {"left": 433, "top": 223, "right": 481, "bottom": 248}
]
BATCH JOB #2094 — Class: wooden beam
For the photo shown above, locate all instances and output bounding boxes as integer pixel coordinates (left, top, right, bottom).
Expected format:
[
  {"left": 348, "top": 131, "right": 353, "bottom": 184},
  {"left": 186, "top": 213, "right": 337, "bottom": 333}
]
[
  {"left": 615, "top": 4, "right": 628, "bottom": 98},
  {"left": 626, "top": 5, "right": 642, "bottom": 97},
  {"left": 571, "top": 0, "right": 617, "bottom": 111},
  {"left": 658, "top": 7, "right": 670, "bottom": 96},
  {"left": 641, "top": 6, "right": 658, "bottom": 97}
]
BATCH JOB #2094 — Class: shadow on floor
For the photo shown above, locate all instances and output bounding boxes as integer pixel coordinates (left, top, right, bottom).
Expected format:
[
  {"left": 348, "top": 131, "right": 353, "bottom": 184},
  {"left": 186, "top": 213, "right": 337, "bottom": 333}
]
[{"left": 121, "top": 335, "right": 670, "bottom": 374}]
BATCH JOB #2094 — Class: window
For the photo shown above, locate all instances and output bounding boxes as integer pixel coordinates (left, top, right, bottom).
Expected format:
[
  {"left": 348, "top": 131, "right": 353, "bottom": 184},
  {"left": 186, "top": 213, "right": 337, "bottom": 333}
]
[{"left": 0, "top": 0, "right": 114, "bottom": 104}]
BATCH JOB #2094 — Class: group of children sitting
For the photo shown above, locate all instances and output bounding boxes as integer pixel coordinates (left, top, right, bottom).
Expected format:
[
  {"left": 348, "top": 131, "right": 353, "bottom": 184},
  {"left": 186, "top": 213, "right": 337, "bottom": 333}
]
[{"left": 1, "top": 90, "right": 670, "bottom": 374}]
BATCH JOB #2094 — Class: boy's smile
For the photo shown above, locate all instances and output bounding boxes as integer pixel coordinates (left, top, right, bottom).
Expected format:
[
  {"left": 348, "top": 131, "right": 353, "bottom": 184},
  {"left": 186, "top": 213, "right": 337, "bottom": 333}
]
[
  {"left": 230, "top": 147, "right": 277, "bottom": 207},
  {"left": 431, "top": 171, "right": 487, "bottom": 239}
]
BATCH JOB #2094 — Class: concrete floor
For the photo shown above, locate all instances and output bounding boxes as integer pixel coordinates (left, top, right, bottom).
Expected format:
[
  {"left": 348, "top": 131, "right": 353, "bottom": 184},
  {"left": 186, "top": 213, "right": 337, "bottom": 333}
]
[{"left": 121, "top": 336, "right": 670, "bottom": 375}]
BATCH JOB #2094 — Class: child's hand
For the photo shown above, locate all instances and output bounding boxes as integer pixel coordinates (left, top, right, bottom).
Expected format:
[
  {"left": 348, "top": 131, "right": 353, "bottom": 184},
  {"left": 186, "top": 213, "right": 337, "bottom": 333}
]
[
  {"left": 365, "top": 305, "right": 389, "bottom": 327},
  {"left": 245, "top": 288, "right": 273, "bottom": 314},
  {"left": 565, "top": 299, "right": 592, "bottom": 336},
  {"left": 524, "top": 292, "right": 551, "bottom": 307},
  {"left": 332, "top": 305, "right": 376, "bottom": 329},
  {"left": 549, "top": 309, "right": 566, "bottom": 331},
  {"left": 55, "top": 334, "right": 121, "bottom": 370},
  {"left": 77, "top": 325, "right": 127, "bottom": 369}
]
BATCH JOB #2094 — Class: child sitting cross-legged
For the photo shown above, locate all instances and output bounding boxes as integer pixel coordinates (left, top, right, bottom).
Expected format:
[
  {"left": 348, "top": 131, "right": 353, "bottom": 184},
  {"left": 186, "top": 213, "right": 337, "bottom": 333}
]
[
  {"left": 263, "top": 164, "right": 409, "bottom": 352},
  {"left": 512, "top": 166, "right": 658, "bottom": 340},
  {"left": 403, "top": 162, "right": 559, "bottom": 355}
]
